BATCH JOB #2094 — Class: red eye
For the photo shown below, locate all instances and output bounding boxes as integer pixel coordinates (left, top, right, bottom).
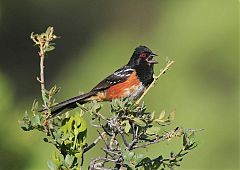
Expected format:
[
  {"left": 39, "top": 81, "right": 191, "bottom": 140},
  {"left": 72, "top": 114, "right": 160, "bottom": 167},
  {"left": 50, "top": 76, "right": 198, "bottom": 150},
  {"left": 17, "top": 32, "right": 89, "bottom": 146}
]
[{"left": 140, "top": 52, "right": 147, "bottom": 58}]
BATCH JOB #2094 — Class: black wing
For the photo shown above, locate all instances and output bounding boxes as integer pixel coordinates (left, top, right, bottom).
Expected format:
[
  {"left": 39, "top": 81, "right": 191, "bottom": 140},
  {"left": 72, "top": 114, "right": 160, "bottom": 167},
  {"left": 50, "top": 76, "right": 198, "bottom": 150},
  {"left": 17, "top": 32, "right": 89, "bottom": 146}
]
[{"left": 91, "top": 65, "right": 134, "bottom": 91}]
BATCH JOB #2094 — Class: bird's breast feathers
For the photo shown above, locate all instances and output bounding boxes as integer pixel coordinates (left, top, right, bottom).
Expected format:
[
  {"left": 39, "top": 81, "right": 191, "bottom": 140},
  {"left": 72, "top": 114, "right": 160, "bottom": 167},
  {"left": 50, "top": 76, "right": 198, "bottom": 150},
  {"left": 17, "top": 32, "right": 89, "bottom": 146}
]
[{"left": 105, "top": 71, "right": 145, "bottom": 100}]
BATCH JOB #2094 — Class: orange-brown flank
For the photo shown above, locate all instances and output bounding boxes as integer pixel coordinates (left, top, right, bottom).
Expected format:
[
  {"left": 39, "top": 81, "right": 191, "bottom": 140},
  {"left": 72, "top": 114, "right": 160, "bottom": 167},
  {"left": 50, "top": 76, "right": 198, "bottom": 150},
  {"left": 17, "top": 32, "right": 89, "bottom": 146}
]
[{"left": 105, "top": 71, "right": 141, "bottom": 100}]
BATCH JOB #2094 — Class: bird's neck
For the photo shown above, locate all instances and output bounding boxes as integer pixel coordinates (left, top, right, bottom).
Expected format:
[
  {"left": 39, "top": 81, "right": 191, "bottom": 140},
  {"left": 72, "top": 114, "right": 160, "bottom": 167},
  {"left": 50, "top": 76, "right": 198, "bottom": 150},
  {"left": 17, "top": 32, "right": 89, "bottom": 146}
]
[{"left": 134, "top": 63, "right": 154, "bottom": 86}]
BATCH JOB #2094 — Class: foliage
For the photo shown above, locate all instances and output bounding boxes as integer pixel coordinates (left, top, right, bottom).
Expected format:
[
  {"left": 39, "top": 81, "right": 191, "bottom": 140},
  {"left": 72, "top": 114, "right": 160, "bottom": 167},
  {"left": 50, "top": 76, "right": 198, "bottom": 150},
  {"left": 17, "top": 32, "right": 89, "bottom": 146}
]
[
  {"left": 19, "top": 27, "right": 202, "bottom": 170},
  {"left": 19, "top": 101, "right": 87, "bottom": 170}
]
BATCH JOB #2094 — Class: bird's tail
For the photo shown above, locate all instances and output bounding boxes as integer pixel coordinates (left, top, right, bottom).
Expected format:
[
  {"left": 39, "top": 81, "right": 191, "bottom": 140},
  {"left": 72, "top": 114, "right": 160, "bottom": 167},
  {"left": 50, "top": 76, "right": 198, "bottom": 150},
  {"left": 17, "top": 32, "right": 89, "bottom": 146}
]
[{"left": 41, "top": 91, "right": 96, "bottom": 119}]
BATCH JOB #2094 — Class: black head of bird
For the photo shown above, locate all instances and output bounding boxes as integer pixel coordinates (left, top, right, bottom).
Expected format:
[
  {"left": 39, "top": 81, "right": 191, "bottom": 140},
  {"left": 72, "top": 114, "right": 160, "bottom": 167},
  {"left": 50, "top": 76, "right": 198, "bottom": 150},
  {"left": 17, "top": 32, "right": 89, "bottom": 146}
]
[{"left": 127, "top": 45, "right": 158, "bottom": 66}]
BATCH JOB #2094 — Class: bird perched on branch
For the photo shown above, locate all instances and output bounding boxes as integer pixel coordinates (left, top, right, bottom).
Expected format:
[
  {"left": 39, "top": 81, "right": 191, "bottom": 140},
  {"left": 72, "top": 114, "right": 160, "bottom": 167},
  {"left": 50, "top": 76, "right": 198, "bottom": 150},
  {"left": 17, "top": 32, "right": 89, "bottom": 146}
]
[{"left": 44, "top": 46, "right": 158, "bottom": 118}]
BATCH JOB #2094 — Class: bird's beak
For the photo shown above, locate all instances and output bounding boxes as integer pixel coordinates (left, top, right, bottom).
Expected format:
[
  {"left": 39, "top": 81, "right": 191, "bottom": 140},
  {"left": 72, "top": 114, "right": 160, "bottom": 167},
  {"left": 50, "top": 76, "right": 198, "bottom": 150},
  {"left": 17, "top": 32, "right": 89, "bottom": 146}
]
[
  {"left": 150, "top": 52, "right": 158, "bottom": 57},
  {"left": 146, "top": 52, "right": 158, "bottom": 64}
]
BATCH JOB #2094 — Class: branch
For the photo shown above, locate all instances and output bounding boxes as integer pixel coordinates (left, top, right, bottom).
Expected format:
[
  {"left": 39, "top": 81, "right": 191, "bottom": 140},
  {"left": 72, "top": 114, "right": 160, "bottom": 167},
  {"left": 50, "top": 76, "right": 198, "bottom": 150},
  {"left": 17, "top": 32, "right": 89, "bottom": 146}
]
[
  {"left": 30, "top": 26, "right": 58, "bottom": 129},
  {"left": 132, "top": 127, "right": 203, "bottom": 150},
  {"left": 39, "top": 50, "right": 47, "bottom": 106},
  {"left": 83, "top": 132, "right": 107, "bottom": 153},
  {"left": 136, "top": 60, "right": 175, "bottom": 104},
  {"left": 132, "top": 127, "right": 182, "bottom": 150},
  {"left": 30, "top": 26, "right": 58, "bottom": 108}
]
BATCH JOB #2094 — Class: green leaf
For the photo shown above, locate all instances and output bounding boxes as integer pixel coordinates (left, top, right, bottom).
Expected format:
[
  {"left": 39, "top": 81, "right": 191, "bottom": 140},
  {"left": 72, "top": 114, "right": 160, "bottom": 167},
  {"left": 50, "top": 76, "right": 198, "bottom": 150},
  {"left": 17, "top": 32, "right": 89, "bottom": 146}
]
[
  {"left": 41, "top": 90, "right": 49, "bottom": 104},
  {"left": 183, "top": 133, "right": 189, "bottom": 147},
  {"left": 18, "top": 120, "right": 30, "bottom": 131},
  {"left": 124, "top": 120, "right": 131, "bottom": 133},
  {"left": 45, "top": 46, "right": 55, "bottom": 52},
  {"left": 132, "top": 118, "right": 146, "bottom": 127},
  {"left": 65, "top": 154, "right": 74, "bottom": 167},
  {"left": 159, "top": 110, "right": 165, "bottom": 120},
  {"left": 76, "top": 115, "right": 87, "bottom": 133},
  {"left": 32, "top": 114, "right": 41, "bottom": 126},
  {"left": 46, "top": 26, "right": 53, "bottom": 35},
  {"left": 146, "top": 126, "right": 161, "bottom": 135},
  {"left": 52, "top": 151, "right": 62, "bottom": 165},
  {"left": 49, "top": 85, "right": 60, "bottom": 96},
  {"left": 168, "top": 110, "right": 175, "bottom": 121},
  {"left": 47, "top": 160, "right": 57, "bottom": 170},
  {"left": 122, "top": 149, "right": 134, "bottom": 162},
  {"left": 134, "top": 154, "right": 145, "bottom": 165},
  {"left": 31, "top": 100, "right": 38, "bottom": 113},
  {"left": 61, "top": 116, "right": 74, "bottom": 135},
  {"left": 188, "top": 132, "right": 195, "bottom": 143},
  {"left": 149, "top": 111, "right": 155, "bottom": 121}
]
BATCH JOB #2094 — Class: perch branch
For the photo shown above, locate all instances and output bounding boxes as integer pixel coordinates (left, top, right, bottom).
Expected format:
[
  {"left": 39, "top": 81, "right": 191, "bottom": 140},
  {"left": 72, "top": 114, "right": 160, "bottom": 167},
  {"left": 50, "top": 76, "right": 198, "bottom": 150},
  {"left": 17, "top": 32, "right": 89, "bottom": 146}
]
[{"left": 136, "top": 60, "right": 175, "bottom": 104}]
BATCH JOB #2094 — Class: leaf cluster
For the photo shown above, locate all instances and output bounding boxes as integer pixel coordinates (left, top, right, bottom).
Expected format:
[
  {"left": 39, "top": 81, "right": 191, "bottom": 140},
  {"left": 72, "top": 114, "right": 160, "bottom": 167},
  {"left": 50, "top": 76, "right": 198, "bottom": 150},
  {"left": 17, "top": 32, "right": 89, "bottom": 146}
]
[
  {"left": 84, "top": 99, "right": 201, "bottom": 170},
  {"left": 31, "top": 26, "right": 58, "bottom": 54},
  {"left": 19, "top": 99, "right": 87, "bottom": 170},
  {"left": 47, "top": 114, "right": 87, "bottom": 170}
]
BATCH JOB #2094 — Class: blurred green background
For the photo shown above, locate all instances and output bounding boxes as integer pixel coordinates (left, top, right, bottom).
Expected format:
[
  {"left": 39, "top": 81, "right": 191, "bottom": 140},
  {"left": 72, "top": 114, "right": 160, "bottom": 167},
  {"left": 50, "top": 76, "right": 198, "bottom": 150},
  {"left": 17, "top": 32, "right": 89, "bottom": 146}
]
[{"left": 0, "top": 0, "right": 238, "bottom": 169}]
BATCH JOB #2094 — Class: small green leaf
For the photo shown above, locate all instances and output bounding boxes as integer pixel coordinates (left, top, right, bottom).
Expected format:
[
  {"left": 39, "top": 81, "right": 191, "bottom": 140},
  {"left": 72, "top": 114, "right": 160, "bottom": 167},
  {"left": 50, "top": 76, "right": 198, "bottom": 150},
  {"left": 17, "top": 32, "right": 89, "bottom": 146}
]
[
  {"left": 132, "top": 118, "right": 146, "bottom": 127},
  {"left": 45, "top": 46, "right": 55, "bottom": 52},
  {"left": 18, "top": 120, "right": 30, "bottom": 131},
  {"left": 122, "top": 149, "right": 134, "bottom": 162},
  {"left": 183, "top": 133, "right": 189, "bottom": 147},
  {"left": 149, "top": 111, "right": 155, "bottom": 121},
  {"left": 31, "top": 100, "right": 38, "bottom": 113},
  {"left": 134, "top": 154, "right": 145, "bottom": 164},
  {"left": 65, "top": 154, "right": 74, "bottom": 167},
  {"left": 146, "top": 126, "right": 161, "bottom": 135},
  {"left": 168, "top": 110, "right": 175, "bottom": 121},
  {"left": 77, "top": 117, "right": 87, "bottom": 133},
  {"left": 124, "top": 120, "right": 131, "bottom": 133},
  {"left": 49, "top": 85, "right": 60, "bottom": 96},
  {"left": 32, "top": 114, "right": 40, "bottom": 126},
  {"left": 46, "top": 26, "right": 53, "bottom": 35},
  {"left": 188, "top": 132, "right": 195, "bottom": 143},
  {"left": 41, "top": 91, "right": 49, "bottom": 104},
  {"left": 159, "top": 110, "right": 165, "bottom": 120},
  {"left": 47, "top": 160, "right": 56, "bottom": 170}
]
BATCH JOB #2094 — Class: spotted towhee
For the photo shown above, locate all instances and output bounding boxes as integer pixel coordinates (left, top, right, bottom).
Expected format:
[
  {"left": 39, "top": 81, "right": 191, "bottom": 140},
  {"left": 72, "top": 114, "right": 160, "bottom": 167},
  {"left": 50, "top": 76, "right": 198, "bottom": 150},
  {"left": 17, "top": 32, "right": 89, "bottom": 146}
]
[{"left": 46, "top": 45, "right": 158, "bottom": 118}]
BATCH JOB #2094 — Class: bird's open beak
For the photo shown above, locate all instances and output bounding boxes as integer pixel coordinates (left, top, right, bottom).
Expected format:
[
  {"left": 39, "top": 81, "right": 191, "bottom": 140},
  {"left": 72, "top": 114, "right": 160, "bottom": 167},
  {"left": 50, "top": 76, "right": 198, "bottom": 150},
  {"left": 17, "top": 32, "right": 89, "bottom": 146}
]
[{"left": 146, "top": 52, "right": 158, "bottom": 64}]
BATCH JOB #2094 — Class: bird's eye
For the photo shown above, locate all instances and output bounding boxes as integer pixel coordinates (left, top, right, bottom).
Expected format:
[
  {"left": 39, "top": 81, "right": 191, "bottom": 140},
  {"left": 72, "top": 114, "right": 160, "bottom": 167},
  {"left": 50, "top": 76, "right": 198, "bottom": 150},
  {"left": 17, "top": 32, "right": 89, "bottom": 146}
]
[{"left": 140, "top": 52, "right": 147, "bottom": 59}]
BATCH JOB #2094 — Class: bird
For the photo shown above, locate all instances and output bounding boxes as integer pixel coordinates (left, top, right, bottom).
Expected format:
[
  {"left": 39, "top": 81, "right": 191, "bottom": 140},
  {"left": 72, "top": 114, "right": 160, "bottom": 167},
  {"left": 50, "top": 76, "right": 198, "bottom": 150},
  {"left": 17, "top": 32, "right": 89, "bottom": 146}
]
[{"left": 45, "top": 45, "right": 158, "bottom": 118}]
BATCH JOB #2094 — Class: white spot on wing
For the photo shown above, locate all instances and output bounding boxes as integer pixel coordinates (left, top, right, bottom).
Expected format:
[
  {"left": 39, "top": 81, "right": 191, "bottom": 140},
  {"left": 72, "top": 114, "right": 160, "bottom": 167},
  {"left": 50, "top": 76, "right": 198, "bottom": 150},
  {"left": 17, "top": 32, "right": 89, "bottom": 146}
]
[{"left": 113, "top": 68, "right": 134, "bottom": 77}]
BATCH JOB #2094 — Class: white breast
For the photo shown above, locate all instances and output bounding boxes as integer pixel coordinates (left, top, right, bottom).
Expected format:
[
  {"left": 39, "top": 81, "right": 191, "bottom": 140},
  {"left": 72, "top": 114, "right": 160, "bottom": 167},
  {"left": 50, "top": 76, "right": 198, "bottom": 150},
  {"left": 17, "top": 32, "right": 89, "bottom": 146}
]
[{"left": 124, "top": 83, "right": 145, "bottom": 100}]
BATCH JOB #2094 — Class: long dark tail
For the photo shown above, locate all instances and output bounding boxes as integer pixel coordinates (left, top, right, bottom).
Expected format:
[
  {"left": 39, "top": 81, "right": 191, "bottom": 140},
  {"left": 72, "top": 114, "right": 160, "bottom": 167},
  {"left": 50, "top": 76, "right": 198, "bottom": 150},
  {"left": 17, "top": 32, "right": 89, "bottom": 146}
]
[{"left": 43, "top": 91, "right": 96, "bottom": 119}]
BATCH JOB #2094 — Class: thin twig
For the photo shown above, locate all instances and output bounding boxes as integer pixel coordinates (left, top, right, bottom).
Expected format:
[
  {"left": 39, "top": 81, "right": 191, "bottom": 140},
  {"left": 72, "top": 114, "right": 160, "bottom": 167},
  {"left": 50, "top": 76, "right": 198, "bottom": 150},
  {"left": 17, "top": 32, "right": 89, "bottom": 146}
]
[
  {"left": 109, "top": 132, "right": 116, "bottom": 150},
  {"left": 102, "top": 148, "right": 121, "bottom": 156},
  {"left": 127, "top": 138, "right": 138, "bottom": 150},
  {"left": 136, "top": 60, "right": 175, "bottom": 104},
  {"left": 132, "top": 127, "right": 186, "bottom": 150},
  {"left": 83, "top": 132, "right": 106, "bottom": 153},
  {"left": 39, "top": 45, "right": 46, "bottom": 104},
  {"left": 89, "top": 157, "right": 117, "bottom": 170},
  {"left": 115, "top": 125, "right": 129, "bottom": 148},
  {"left": 97, "top": 130, "right": 109, "bottom": 148},
  {"left": 132, "top": 136, "right": 164, "bottom": 150},
  {"left": 38, "top": 48, "right": 49, "bottom": 128},
  {"left": 133, "top": 127, "right": 201, "bottom": 150}
]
